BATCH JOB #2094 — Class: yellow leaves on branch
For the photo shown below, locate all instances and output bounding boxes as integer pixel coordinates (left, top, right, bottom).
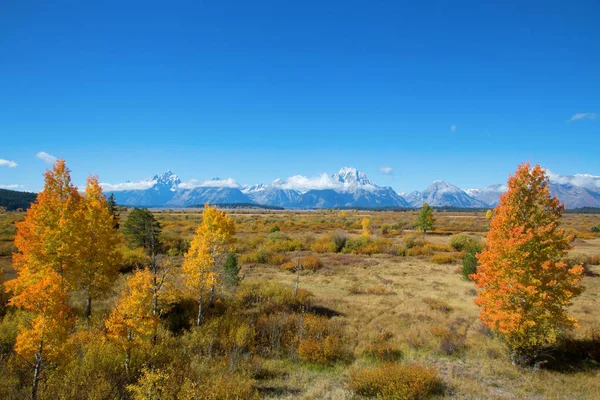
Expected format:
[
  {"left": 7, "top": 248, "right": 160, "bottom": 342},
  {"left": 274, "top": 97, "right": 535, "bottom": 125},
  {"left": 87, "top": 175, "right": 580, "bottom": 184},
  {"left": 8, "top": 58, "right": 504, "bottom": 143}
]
[
  {"left": 11, "top": 159, "right": 82, "bottom": 288},
  {"left": 182, "top": 204, "right": 235, "bottom": 294},
  {"left": 4, "top": 160, "right": 123, "bottom": 382},
  {"left": 105, "top": 269, "right": 157, "bottom": 360},
  {"left": 471, "top": 163, "right": 584, "bottom": 362},
  {"left": 10, "top": 270, "right": 74, "bottom": 364},
  {"left": 78, "top": 175, "right": 122, "bottom": 303},
  {"left": 361, "top": 217, "right": 372, "bottom": 237}
]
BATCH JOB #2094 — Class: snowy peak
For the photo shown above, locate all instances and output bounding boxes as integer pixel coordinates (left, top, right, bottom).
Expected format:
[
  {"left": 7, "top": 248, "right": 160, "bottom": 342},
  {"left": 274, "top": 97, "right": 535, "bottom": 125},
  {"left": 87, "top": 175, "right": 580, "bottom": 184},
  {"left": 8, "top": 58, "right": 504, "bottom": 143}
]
[
  {"left": 241, "top": 183, "right": 266, "bottom": 194},
  {"left": 332, "top": 167, "right": 374, "bottom": 187},
  {"left": 425, "top": 181, "right": 463, "bottom": 194},
  {"left": 406, "top": 180, "right": 487, "bottom": 208},
  {"left": 151, "top": 170, "right": 181, "bottom": 191}
]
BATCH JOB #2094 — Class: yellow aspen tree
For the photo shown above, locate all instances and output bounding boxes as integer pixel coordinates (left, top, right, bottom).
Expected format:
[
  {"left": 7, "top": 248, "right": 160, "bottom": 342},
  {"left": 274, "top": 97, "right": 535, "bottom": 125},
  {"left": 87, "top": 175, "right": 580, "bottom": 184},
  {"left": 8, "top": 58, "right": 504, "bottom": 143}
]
[
  {"left": 182, "top": 204, "right": 235, "bottom": 326},
  {"left": 10, "top": 159, "right": 83, "bottom": 289},
  {"left": 5, "top": 159, "right": 81, "bottom": 399},
  {"left": 105, "top": 269, "right": 157, "bottom": 374},
  {"left": 7, "top": 270, "right": 74, "bottom": 400},
  {"left": 472, "top": 163, "right": 585, "bottom": 365},
  {"left": 361, "top": 217, "right": 372, "bottom": 237},
  {"left": 79, "top": 175, "right": 122, "bottom": 318}
]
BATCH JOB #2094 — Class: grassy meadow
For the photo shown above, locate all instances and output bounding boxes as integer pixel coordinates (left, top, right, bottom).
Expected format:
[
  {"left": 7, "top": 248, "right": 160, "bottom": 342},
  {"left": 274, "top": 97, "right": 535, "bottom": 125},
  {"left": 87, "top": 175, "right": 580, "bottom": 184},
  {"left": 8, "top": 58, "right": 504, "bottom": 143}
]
[{"left": 1, "top": 208, "right": 599, "bottom": 399}]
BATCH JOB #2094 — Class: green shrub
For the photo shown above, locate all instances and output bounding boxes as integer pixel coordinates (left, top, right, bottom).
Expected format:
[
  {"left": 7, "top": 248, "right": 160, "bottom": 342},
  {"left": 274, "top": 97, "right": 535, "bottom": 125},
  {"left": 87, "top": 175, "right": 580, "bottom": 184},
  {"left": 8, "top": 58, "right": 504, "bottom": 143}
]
[
  {"left": 403, "top": 234, "right": 425, "bottom": 249},
  {"left": 462, "top": 252, "right": 478, "bottom": 280},
  {"left": 343, "top": 236, "right": 391, "bottom": 255},
  {"left": 265, "top": 232, "right": 303, "bottom": 252},
  {"left": 449, "top": 233, "right": 483, "bottom": 252},
  {"left": 331, "top": 230, "right": 348, "bottom": 252},
  {"left": 240, "top": 249, "right": 272, "bottom": 264}
]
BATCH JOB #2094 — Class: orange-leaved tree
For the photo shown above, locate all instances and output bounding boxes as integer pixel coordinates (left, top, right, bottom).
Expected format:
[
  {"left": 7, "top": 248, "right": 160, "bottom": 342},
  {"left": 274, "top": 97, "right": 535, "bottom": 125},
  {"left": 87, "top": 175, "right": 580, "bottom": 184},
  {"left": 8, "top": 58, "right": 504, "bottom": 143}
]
[
  {"left": 5, "top": 159, "right": 81, "bottom": 399},
  {"left": 472, "top": 163, "right": 584, "bottom": 365},
  {"left": 78, "top": 175, "right": 122, "bottom": 318},
  {"left": 182, "top": 204, "right": 235, "bottom": 326},
  {"left": 10, "top": 159, "right": 83, "bottom": 288},
  {"left": 8, "top": 270, "right": 74, "bottom": 400},
  {"left": 105, "top": 268, "right": 157, "bottom": 374}
]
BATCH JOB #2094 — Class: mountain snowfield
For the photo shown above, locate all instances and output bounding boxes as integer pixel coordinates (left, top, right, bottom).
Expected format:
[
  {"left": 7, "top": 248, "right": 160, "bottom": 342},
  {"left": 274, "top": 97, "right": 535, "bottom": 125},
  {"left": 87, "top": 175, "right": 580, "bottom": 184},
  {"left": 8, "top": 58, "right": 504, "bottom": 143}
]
[{"left": 105, "top": 168, "right": 600, "bottom": 209}]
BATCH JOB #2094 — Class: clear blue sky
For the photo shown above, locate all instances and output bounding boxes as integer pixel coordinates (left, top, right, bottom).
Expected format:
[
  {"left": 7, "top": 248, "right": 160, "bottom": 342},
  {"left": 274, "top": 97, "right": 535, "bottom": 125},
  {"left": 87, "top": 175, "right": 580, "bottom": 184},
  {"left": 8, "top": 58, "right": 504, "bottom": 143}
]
[{"left": 1, "top": 0, "right": 598, "bottom": 192}]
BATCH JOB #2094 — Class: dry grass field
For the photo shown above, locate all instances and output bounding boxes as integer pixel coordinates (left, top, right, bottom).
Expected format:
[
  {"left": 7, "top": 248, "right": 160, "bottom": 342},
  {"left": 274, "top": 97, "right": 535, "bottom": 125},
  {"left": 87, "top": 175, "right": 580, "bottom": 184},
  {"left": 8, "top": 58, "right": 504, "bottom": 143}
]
[{"left": 1, "top": 208, "right": 600, "bottom": 399}]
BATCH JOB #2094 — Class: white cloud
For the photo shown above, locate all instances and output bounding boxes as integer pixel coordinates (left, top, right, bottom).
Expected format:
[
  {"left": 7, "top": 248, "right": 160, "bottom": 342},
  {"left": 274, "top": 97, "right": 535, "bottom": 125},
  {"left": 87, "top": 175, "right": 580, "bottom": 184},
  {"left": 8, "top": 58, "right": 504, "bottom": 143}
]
[
  {"left": 546, "top": 170, "right": 600, "bottom": 189},
  {"left": 0, "top": 184, "right": 23, "bottom": 190},
  {"left": 178, "top": 178, "right": 240, "bottom": 189},
  {"left": 271, "top": 171, "right": 377, "bottom": 192},
  {"left": 0, "top": 159, "right": 17, "bottom": 168},
  {"left": 380, "top": 166, "right": 393, "bottom": 175},
  {"left": 450, "top": 124, "right": 456, "bottom": 133},
  {"left": 273, "top": 173, "right": 341, "bottom": 191},
  {"left": 36, "top": 151, "right": 58, "bottom": 164},
  {"left": 568, "top": 113, "right": 596, "bottom": 122},
  {"left": 100, "top": 179, "right": 157, "bottom": 192}
]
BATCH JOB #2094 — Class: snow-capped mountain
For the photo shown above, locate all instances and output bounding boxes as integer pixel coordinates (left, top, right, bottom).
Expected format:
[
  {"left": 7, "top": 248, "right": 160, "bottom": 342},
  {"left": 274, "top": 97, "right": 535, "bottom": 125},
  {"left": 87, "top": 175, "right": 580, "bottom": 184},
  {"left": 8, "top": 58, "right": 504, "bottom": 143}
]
[
  {"left": 331, "top": 167, "right": 376, "bottom": 190},
  {"left": 167, "top": 187, "right": 253, "bottom": 207},
  {"left": 106, "top": 168, "right": 600, "bottom": 209},
  {"left": 108, "top": 167, "right": 409, "bottom": 208},
  {"left": 548, "top": 183, "right": 600, "bottom": 209},
  {"left": 466, "top": 175, "right": 600, "bottom": 210},
  {"left": 466, "top": 184, "right": 507, "bottom": 207},
  {"left": 405, "top": 181, "right": 487, "bottom": 208},
  {"left": 110, "top": 171, "right": 182, "bottom": 206},
  {"left": 242, "top": 184, "right": 303, "bottom": 208}
]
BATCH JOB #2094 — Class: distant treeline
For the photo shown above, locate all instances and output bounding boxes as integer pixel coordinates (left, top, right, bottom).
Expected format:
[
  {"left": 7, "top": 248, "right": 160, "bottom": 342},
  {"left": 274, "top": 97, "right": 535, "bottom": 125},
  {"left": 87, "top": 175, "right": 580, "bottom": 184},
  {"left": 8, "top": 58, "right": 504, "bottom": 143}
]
[
  {"left": 333, "top": 206, "right": 488, "bottom": 212},
  {"left": 187, "top": 203, "right": 285, "bottom": 210},
  {"left": 564, "top": 207, "right": 600, "bottom": 214},
  {"left": 0, "top": 188, "right": 37, "bottom": 211}
]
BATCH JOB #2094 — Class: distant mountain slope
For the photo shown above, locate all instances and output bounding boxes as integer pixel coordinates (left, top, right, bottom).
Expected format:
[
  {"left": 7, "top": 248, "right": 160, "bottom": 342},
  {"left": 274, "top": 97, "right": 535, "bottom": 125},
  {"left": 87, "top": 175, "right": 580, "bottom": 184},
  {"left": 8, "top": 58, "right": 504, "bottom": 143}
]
[
  {"left": 167, "top": 187, "right": 254, "bottom": 207},
  {"left": 0, "top": 188, "right": 37, "bottom": 211},
  {"left": 466, "top": 184, "right": 507, "bottom": 207},
  {"left": 105, "top": 167, "right": 600, "bottom": 209},
  {"left": 242, "top": 184, "right": 303, "bottom": 208},
  {"left": 406, "top": 181, "right": 487, "bottom": 208},
  {"left": 549, "top": 183, "right": 600, "bottom": 209},
  {"left": 466, "top": 181, "right": 600, "bottom": 210}
]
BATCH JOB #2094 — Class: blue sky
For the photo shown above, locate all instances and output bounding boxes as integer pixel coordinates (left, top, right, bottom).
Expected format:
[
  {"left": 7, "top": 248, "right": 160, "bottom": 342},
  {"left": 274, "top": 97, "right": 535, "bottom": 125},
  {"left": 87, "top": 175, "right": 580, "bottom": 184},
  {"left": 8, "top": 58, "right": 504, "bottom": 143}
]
[{"left": 1, "top": 0, "right": 598, "bottom": 193}]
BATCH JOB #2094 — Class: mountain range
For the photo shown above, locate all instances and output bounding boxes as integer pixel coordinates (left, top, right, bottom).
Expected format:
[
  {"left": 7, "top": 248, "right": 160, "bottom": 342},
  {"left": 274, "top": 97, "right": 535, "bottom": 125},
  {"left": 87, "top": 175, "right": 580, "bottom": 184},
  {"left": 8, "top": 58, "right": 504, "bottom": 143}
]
[{"left": 106, "top": 168, "right": 600, "bottom": 210}]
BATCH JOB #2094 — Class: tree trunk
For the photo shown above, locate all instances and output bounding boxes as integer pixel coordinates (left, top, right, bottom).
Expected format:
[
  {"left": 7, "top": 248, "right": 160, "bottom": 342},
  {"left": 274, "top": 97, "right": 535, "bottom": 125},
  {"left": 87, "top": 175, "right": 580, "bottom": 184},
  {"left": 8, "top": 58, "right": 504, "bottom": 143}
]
[
  {"left": 209, "top": 284, "right": 215, "bottom": 308},
  {"left": 31, "top": 339, "right": 43, "bottom": 400},
  {"left": 85, "top": 295, "right": 92, "bottom": 319},
  {"left": 125, "top": 350, "right": 130, "bottom": 375},
  {"left": 197, "top": 287, "right": 203, "bottom": 327}
]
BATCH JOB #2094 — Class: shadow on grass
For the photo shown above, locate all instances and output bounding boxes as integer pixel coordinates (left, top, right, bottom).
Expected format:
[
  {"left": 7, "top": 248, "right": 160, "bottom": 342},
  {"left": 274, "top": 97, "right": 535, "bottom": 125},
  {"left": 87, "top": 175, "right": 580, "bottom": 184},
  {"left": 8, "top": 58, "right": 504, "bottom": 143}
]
[
  {"left": 540, "top": 336, "right": 600, "bottom": 372},
  {"left": 309, "top": 305, "right": 344, "bottom": 318}
]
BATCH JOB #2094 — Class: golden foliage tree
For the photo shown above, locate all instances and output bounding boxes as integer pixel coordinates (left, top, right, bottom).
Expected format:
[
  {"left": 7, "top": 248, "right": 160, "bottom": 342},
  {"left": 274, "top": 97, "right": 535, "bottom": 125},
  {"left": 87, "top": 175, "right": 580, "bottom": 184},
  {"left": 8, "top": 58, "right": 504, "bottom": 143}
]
[
  {"left": 10, "top": 160, "right": 82, "bottom": 288},
  {"left": 182, "top": 204, "right": 235, "bottom": 326},
  {"left": 472, "top": 163, "right": 585, "bottom": 365},
  {"left": 361, "top": 217, "right": 372, "bottom": 237},
  {"left": 5, "top": 160, "right": 81, "bottom": 399},
  {"left": 7, "top": 270, "right": 74, "bottom": 400},
  {"left": 105, "top": 269, "right": 157, "bottom": 374},
  {"left": 79, "top": 175, "right": 122, "bottom": 318}
]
